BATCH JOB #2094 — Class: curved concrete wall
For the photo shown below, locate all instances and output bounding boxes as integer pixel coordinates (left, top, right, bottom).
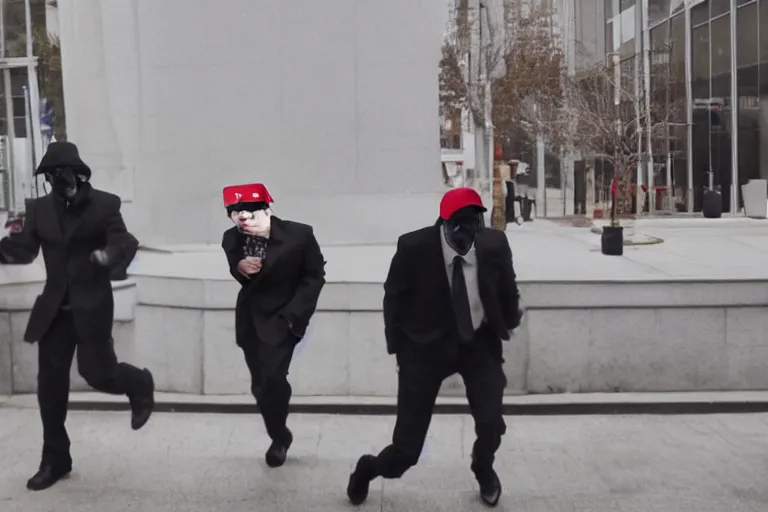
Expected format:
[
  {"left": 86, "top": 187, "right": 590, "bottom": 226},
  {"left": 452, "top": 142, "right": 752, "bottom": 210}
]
[{"left": 56, "top": 0, "right": 447, "bottom": 247}]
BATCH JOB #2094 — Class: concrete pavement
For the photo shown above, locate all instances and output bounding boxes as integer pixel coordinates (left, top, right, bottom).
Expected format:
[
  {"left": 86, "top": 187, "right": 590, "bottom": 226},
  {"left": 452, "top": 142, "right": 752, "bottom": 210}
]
[{"left": 1, "top": 408, "right": 768, "bottom": 511}]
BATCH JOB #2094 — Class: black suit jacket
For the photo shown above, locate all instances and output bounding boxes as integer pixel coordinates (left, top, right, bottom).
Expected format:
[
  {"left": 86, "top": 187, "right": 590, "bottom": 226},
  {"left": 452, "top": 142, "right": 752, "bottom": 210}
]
[
  {"left": 383, "top": 225, "right": 521, "bottom": 359},
  {"left": 221, "top": 217, "right": 326, "bottom": 346},
  {"left": 0, "top": 187, "right": 139, "bottom": 343}
]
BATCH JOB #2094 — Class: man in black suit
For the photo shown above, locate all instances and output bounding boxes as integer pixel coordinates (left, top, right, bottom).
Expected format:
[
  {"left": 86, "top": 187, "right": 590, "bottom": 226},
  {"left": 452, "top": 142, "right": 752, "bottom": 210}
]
[
  {"left": 346, "top": 187, "right": 521, "bottom": 508},
  {"left": 221, "top": 183, "right": 325, "bottom": 468},
  {"left": 0, "top": 142, "right": 155, "bottom": 491}
]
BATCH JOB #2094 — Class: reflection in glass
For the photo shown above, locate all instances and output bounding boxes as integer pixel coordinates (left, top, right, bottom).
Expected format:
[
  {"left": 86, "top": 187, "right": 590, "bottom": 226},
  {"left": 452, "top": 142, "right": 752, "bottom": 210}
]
[
  {"left": 759, "top": 0, "right": 768, "bottom": 187},
  {"left": 2, "top": 0, "right": 30, "bottom": 58},
  {"left": 668, "top": 13, "right": 687, "bottom": 209},
  {"left": 761, "top": 0, "right": 768, "bottom": 65},
  {"left": 691, "top": 23, "right": 711, "bottom": 211},
  {"left": 1, "top": 0, "right": 47, "bottom": 59},
  {"left": 605, "top": 0, "right": 614, "bottom": 19},
  {"left": 648, "top": 0, "right": 669, "bottom": 26},
  {"left": 709, "top": 0, "right": 730, "bottom": 18},
  {"left": 709, "top": 14, "right": 732, "bottom": 212},
  {"left": 691, "top": 1, "right": 710, "bottom": 27},
  {"left": 737, "top": 2, "right": 760, "bottom": 204}
]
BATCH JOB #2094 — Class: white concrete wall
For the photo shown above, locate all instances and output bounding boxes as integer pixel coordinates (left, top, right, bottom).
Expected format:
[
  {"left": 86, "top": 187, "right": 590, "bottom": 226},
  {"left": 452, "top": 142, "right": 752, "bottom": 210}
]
[
  {"left": 0, "top": 279, "right": 136, "bottom": 394},
  {"left": 6, "top": 275, "right": 768, "bottom": 396},
  {"left": 56, "top": 0, "right": 446, "bottom": 247}
]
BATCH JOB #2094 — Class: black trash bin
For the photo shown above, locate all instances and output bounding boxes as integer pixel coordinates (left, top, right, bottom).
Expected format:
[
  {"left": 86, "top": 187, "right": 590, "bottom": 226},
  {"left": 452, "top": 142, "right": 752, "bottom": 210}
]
[
  {"left": 601, "top": 226, "right": 624, "bottom": 256},
  {"left": 702, "top": 189, "right": 722, "bottom": 218}
]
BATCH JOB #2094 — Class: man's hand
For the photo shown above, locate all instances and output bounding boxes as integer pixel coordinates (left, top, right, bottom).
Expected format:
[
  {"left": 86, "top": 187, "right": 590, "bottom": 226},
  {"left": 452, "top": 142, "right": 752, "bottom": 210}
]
[
  {"left": 4, "top": 214, "right": 24, "bottom": 234},
  {"left": 237, "top": 257, "right": 262, "bottom": 277},
  {"left": 91, "top": 249, "right": 110, "bottom": 266}
]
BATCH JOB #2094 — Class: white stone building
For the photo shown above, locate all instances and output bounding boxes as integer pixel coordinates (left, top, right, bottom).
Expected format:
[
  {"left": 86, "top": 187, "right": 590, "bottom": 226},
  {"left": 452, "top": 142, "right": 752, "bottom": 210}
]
[{"left": 49, "top": 0, "right": 448, "bottom": 246}]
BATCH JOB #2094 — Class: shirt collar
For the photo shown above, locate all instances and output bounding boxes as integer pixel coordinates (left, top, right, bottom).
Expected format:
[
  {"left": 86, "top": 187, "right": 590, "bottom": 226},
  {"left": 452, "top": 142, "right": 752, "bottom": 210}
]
[{"left": 440, "top": 226, "right": 476, "bottom": 266}]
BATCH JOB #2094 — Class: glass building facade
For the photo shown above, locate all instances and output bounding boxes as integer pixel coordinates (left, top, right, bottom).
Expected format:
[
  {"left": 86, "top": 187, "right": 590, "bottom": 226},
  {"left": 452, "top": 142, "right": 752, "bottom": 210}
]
[{"left": 598, "top": 0, "right": 768, "bottom": 213}]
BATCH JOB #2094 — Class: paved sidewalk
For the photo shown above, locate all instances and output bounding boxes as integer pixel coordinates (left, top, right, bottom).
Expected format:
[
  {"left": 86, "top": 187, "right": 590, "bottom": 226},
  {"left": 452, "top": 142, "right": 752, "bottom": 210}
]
[{"left": 1, "top": 409, "right": 768, "bottom": 511}]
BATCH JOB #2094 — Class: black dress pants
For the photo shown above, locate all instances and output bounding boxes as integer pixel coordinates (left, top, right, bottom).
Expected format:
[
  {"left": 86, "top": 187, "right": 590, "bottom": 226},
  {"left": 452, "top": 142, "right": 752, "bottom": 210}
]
[
  {"left": 241, "top": 340, "right": 296, "bottom": 446},
  {"left": 38, "top": 309, "right": 151, "bottom": 468},
  {"left": 373, "top": 329, "right": 507, "bottom": 480}
]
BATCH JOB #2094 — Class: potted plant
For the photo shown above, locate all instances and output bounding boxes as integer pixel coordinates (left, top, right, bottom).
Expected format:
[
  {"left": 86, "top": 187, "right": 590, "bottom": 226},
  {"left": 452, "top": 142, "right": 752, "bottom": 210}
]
[{"left": 601, "top": 176, "right": 623, "bottom": 256}]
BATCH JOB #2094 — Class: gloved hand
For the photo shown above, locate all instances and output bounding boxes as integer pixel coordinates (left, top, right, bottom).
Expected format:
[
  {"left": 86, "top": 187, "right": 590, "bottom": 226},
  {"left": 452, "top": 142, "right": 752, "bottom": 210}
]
[
  {"left": 91, "top": 249, "right": 110, "bottom": 266},
  {"left": 4, "top": 214, "right": 24, "bottom": 234}
]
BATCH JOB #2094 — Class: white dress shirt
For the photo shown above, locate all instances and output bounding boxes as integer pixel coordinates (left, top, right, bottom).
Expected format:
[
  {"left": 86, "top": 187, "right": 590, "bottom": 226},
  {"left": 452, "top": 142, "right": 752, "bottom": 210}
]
[{"left": 440, "top": 228, "right": 485, "bottom": 331}]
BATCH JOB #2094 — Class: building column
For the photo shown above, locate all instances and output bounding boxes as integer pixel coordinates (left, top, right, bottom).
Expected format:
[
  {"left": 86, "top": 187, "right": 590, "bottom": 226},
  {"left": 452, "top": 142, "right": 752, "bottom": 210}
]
[
  {"left": 684, "top": 3, "right": 694, "bottom": 212},
  {"left": 729, "top": 0, "right": 739, "bottom": 213}
]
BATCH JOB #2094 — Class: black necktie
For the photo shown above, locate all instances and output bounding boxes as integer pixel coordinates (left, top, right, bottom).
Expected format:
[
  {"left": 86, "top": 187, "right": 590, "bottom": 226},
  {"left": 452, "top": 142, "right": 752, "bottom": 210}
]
[{"left": 451, "top": 255, "right": 474, "bottom": 343}]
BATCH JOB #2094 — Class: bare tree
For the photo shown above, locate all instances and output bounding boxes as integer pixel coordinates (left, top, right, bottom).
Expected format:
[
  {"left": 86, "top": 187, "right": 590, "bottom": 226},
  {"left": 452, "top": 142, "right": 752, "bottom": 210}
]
[
  {"left": 491, "top": 2, "right": 566, "bottom": 152},
  {"left": 553, "top": 48, "right": 684, "bottom": 220}
]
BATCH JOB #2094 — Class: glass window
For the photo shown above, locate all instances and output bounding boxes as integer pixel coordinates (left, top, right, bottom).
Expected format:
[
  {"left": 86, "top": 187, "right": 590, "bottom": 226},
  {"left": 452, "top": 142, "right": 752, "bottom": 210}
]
[
  {"left": 761, "top": 0, "right": 768, "bottom": 65},
  {"left": 691, "top": 23, "right": 711, "bottom": 211},
  {"left": 691, "top": 1, "right": 710, "bottom": 26},
  {"left": 648, "top": 0, "right": 669, "bottom": 26},
  {"left": 670, "top": 0, "right": 685, "bottom": 14},
  {"left": 669, "top": 13, "right": 685, "bottom": 63},
  {"left": 710, "top": 15, "right": 731, "bottom": 82},
  {"left": 669, "top": 13, "right": 688, "bottom": 207},
  {"left": 709, "top": 14, "right": 732, "bottom": 212},
  {"left": 605, "top": 0, "right": 614, "bottom": 19},
  {"left": 710, "top": 0, "right": 730, "bottom": 18},
  {"left": 692, "top": 24, "right": 711, "bottom": 98},
  {"left": 737, "top": 2, "right": 760, "bottom": 202},
  {"left": 650, "top": 21, "right": 669, "bottom": 52},
  {"left": 759, "top": 0, "right": 768, "bottom": 185}
]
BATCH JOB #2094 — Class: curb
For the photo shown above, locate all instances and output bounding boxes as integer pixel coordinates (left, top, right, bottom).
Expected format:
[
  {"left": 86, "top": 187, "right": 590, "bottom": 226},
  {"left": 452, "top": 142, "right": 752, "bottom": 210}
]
[{"left": 60, "top": 399, "right": 768, "bottom": 416}]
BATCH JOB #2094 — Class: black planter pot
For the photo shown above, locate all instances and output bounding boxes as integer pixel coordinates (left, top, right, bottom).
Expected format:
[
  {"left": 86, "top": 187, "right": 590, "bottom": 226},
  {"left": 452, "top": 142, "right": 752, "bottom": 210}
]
[
  {"left": 601, "top": 226, "right": 624, "bottom": 256},
  {"left": 702, "top": 189, "right": 722, "bottom": 218}
]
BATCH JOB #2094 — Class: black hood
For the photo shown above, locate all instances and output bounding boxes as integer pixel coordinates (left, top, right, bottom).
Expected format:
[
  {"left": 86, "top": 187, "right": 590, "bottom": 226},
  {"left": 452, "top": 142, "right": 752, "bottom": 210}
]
[{"left": 34, "top": 142, "right": 92, "bottom": 179}]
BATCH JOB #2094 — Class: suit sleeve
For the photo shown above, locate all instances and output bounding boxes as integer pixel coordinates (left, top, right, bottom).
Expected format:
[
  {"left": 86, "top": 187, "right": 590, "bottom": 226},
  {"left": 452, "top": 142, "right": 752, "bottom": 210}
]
[
  {"left": 281, "top": 227, "right": 326, "bottom": 334},
  {"left": 383, "top": 236, "right": 410, "bottom": 355},
  {"left": 499, "top": 233, "right": 521, "bottom": 331},
  {"left": 0, "top": 199, "right": 41, "bottom": 265},
  {"left": 103, "top": 197, "right": 139, "bottom": 279},
  {"left": 221, "top": 229, "right": 250, "bottom": 286}
]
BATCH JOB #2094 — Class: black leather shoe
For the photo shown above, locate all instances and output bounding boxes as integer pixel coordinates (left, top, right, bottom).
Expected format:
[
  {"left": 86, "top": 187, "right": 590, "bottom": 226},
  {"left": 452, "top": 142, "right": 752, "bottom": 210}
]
[
  {"left": 265, "top": 429, "right": 293, "bottom": 468},
  {"left": 26, "top": 465, "right": 72, "bottom": 491},
  {"left": 131, "top": 369, "right": 155, "bottom": 431},
  {"left": 347, "top": 454, "right": 376, "bottom": 505},
  {"left": 478, "top": 470, "right": 502, "bottom": 507}
]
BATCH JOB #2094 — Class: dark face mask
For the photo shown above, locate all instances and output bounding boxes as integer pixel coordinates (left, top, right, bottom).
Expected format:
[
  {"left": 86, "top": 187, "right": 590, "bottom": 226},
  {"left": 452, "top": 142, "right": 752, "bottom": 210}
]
[
  {"left": 46, "top": 167, "right": 80, "bottom": 200},
  {"left": 443, "top": 212, "right": 482, "bottom": 255}
]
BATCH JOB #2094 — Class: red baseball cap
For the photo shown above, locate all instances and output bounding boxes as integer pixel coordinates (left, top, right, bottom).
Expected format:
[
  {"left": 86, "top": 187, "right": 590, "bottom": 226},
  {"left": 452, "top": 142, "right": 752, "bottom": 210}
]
[
  {"left": 223, "top": 183, "right": 274, "bottom": 207},
  {"left": 439, "top": 187, "right": 486, "bottom": 220}
]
